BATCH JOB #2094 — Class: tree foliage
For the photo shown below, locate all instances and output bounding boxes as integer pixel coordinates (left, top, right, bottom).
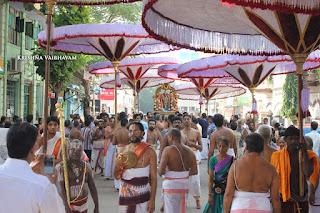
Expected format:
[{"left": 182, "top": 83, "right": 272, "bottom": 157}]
[
  {"left": 34, "top": 6, "right": 91, "bottom": 115},
  {"left": 281, "top": 73, "right": 298, "bottom": 120},
  {"left": 89, "top": 2, "right": 142, "bottom": 24}
]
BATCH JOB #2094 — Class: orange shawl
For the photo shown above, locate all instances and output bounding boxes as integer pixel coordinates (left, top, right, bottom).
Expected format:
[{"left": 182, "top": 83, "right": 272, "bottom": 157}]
[
  {"left": 118, "top": 142, "right": 151, "bottom": 177},
  {"left": 270, "top": 147, "right": 319, "bottom": 202}
]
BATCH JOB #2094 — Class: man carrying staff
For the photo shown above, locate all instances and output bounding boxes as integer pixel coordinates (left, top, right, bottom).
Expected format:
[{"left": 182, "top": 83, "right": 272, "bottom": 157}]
[
  {"left": 36, "top": 116, "right": 64, "bottom": 163},
  {"left": 181, "top": 114, "right": 202, "bottom": 209},
  {"left": 271, "top": 126, "right": 317, "bottom": 212},
  {"left": 159, "top": 128, "right": 198, "bottom": 213},
  {"left": 114, "top": 122, "right": 157, "bottom": 213},
  {"left": 91, "top": 120, "right": 106, "bottom": 175},
  {"left": 56, "top": 139, "right": 99, "bottom": 213}
]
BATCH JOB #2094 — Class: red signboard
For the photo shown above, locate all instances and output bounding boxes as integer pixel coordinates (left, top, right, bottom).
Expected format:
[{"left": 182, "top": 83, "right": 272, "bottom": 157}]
[{"left": 98, "top": 89, "right": 114, "bottom": 100}]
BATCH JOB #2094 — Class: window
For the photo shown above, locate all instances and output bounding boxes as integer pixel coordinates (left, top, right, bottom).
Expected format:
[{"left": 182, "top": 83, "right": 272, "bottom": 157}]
[
  {"left": 24, "top": 84, "right": 31, "bottom": 118},
  {"left": 7, "top": 81, "right": 17, "bottom": 117},
  {"left": 8, "top": 8, "right": 20, "bottom": 45},
  {"left": 25, "top": 21, "right": 33, "bottom": 50},
  {"left": 36, "top": 84, "right": 43, "bottom": 120}
]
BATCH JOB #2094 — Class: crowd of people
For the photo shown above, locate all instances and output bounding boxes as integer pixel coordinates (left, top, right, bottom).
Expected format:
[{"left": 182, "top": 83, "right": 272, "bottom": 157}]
[{"left": 1, "top": 111, "right": 320, "bottom": 213}]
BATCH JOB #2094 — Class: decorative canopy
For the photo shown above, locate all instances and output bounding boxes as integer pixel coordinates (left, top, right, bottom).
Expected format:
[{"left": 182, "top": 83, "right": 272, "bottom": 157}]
[
  {"left": 100, "top": 70, "right": 173, "bottom": 93},
  {"left": 179, "top": 54, "right": 293, "bottom": 90},
  {"left": 38, "top": 24, "right": 178, "bottom": 59},
  {"left": 220, "top": 0, "right": 320, "bottom": 15},
  {"left": 273, "top": 50, "right": 320, "bottom": 75},
  {"left": 11, "top": 0, "right": 141, "bottom": 6},
  {"left": 158, "top": 64, "right": 190, "bottom": 81},
  {"left": 142, "top": 0, "right": 282, "bottom": 55},
  {"left": 89, "top": 57, "right": 178, "bottom": 80},
  {"left": 232, "top": 7, "right": 320, "bottom": 56},
  {"left": 174, "top": 82, "right": 246, "bottom": 100}
]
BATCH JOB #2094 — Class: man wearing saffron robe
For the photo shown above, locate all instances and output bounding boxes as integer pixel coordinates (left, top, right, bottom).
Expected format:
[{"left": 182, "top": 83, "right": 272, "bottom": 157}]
[
  {"left": 114, "top": 122, "right": 157, "bottom": 213},
  {"left": 56, "top": 139, "right": 99, "bottom": 213},
  {"left": 159, "top": 128, "right": 197, "bottom": 213},
  {"left": 271, "top": 126, "right": 317, "bottom": 212}
]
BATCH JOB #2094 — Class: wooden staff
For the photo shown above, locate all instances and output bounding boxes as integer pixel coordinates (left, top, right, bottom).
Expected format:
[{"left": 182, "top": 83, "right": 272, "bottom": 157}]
[
  {"left": 43, "top": 0, "right": 57, "bottom": 153},
  {"left": 56, "top": 102, "right": 70, "bottom": 206},
  {"left": 291, "top": 53, "right": 308, "bottom": 197}
]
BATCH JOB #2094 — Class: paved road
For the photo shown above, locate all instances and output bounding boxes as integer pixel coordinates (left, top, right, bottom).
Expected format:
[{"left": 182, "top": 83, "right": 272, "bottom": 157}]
[{"left": 87, "top": 159, "right": 210, "bottom": 213}]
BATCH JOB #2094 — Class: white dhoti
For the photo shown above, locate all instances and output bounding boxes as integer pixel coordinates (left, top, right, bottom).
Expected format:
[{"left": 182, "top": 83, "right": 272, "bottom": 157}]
[
  {"left": 310, "top": 177, "right": 320, "bottom": 213},
  {"left": 91, "top": 139, "right": 105, "bottom": 172},
  {"left": 200, "top": 138, "right": 209, "bottom": 160},
  {"left": 163, "top": 171, "right": 189, "bottom": 213},
  {"left": 119, "top": 166, "right": 150, "bottom": 213},
  {"left": 104, "top": 143, "right": 116, "bottom": 178},
  {"left": 231, "top": 191, "right": 272, "bottom": 213},
  {"left": 189, "top": 149, "right": 201, "bottom": 201},
  {"left": 214, "top": 148, "right": 236, "bottom": 157}
]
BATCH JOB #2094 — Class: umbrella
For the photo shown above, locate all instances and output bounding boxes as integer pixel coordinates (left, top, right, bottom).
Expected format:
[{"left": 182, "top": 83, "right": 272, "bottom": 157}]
[
  {"left": 100, "top": 70, "right": 174, "bottom": 112},
  {"left": 89, "top": 56, "right": 178, "bottom": 112},
  {"left": 174, "top": 82, "right": 246, "bottom": 114},
  {"left": 38, "top": 23, "right": 178, "bottom": 119},
  {"left": 158, "top": 64, "right": 190, "bottom": 81},
  {"left": 142, "top": 0, "right": 282, "bottom": 55},
  {"left": 11, "top": 0, "right": 141, "bottom": 5},
  {"left": 142, "top": 0, "right": 320, "bottom": 196}
]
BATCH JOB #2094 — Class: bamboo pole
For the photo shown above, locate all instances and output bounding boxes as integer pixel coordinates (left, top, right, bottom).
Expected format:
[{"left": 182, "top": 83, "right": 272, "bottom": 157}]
[
  {"left": 112, "top": 61, "right": 120, "bottom": 124},
  {"left": 43, "top": 0, "right": 57, "bottom": 154},
  {"left": 56, "top": 102, "right": 70, "bottom": 207},
  {"left": 249, "top": 88, "right": 257, "bottom": 126},
  {"left": 206, "top": 98, "right": 209, "bottom": 115},
  {"left": 133, "top": 80, "right": 137, "bottom": 113},
  {"left": 291, "top": 53, "right": 308, "bottom": 197}
]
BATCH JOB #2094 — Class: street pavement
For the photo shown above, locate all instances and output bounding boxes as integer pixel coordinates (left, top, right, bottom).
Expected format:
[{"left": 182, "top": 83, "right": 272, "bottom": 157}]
[{"left": 87, "top": 159, "right": 210, "bottom": 213}]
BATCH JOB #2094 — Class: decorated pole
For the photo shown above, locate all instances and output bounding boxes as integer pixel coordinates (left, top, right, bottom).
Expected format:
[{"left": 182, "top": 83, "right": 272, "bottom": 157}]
[
  {"left": 291, "top": 53, "right": 308, "bottom": 197},
  {"left": 112, "top": 61, "right": 120, "bottom": 124},
  {"left": 133, "top": 80, "right": 137, "bottom": 113},
  {"left": 43, "top": 0, "right": 57, "bottom": 154},
  {"left": 206, "top": 98, "right": 209, "bottom": 115},
  {"left": 55, "top": 102, "right": 70, "bottom": 207}
]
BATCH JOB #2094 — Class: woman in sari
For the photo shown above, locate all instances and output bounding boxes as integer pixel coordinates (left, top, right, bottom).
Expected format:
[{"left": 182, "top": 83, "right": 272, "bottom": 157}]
[{"left": 204, "top": 136, "right": 234, "bottom": 213}]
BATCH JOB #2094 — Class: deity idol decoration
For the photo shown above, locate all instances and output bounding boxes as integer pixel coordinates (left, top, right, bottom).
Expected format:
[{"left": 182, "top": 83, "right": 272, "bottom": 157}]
[{"left": 153, "top": 83, "right": 178, "bottom": 113}]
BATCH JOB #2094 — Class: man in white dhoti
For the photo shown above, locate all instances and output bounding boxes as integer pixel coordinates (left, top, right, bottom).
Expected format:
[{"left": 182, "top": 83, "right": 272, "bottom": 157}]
[
  {"left": 110, "top": 118, "right": 129, "bottom": 190},
  {"left": 159, "top": 128, "right": 197, "bottom": 213},
  {"left": 114, "top": 122, "right": 157, "bottom": 213},
  {"left": 224, "top": 133, "right": 280, "bottom": 213},
  {"left": 92, "top": 120, "right": 106, "bottom": 175},
  {"left": 181, "top": 114, "right": 202, "bottom": 209}
]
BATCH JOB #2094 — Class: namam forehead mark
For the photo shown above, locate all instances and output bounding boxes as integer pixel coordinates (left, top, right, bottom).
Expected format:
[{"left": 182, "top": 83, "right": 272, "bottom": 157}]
[{"left": 69, "top": 141, "right": 83, "bottom": 150}]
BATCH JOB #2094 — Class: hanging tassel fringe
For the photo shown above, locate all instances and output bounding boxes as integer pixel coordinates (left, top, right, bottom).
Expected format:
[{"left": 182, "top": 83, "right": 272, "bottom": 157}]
[
  {"left": 116, "top": 73, "right": 121, "bottom": 88},
  {"left": 45, "top": 22, "right": 56, "bottom": 46},
  {"left": 251, "top": 97, "right": 258, "bottom": 114}
]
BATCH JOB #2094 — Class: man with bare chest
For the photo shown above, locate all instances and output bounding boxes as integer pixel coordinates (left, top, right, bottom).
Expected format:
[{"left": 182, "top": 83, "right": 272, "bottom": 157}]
[
  {"left": 56, "top": 140, "right": 99, "bottom": 213},
  {"left": 257, "top": 125, "right": 277, "bottom": 162},
  {"left": 143, "top": 119, "right": 162, "bottom": 161},
  {"left": 159, "top": 128, "right": 198, "bottom": 213},
  {"left": 181, "top": 114, "right": 202, "bottom": 209},
  {"left": 209, "top": 114, "right": 237, "bottom": 164},
  {"left": 159, "top": 116, "right": 188, "bottom": 161},
  {"left": 114, "top": 122, "right": 157, "bottom": 213},
  {"left": 110, "top": 118, "right": 129, "bottom": 189},
  {"left": 271, "top": 126, "right": 316, "bottom": 212},
  {"left": 92, "top": 120, "right": 106, "bottom": 175}
]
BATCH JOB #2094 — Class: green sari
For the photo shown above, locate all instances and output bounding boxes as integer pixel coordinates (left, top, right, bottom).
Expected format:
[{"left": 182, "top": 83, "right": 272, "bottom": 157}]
[{"left": 203, "top": 155, "right": 233, "bottom": 213}]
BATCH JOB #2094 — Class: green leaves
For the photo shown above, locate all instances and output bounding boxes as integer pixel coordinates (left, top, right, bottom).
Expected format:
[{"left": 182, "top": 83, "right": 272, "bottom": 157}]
[{"left": 281, "top": 73, "right": 298, "bottom": 120}]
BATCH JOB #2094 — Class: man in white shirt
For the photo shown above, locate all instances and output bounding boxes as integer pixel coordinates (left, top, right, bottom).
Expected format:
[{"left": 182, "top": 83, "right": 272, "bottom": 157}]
[
  {"left": 306, "top": 121, "right": 320, "bottom": 156},
  {"left": 0, "top": 123, "right": 65, "bottom": 213}
]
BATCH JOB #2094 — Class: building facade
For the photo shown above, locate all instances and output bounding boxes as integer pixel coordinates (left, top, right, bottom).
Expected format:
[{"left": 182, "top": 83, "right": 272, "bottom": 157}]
[{"left": 0, "top": 2, "right": 45, "bottom": 121}]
